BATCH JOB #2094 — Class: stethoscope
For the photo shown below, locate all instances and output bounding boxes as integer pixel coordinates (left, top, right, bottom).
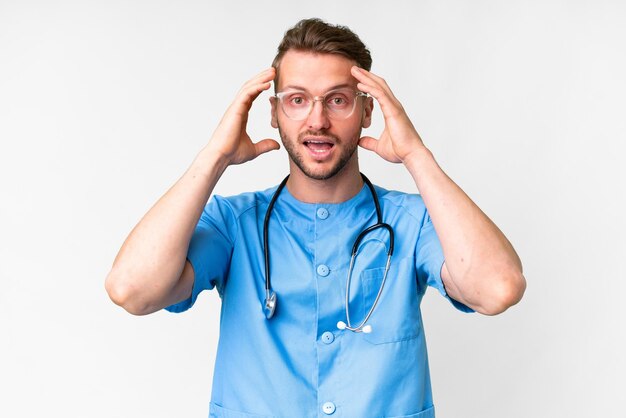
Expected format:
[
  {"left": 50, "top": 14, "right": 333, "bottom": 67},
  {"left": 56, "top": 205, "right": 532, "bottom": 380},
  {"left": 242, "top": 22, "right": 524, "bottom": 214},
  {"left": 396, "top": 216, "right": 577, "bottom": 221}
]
[{"left": 263, "top": 173, "right": 394, "bottom": 334}]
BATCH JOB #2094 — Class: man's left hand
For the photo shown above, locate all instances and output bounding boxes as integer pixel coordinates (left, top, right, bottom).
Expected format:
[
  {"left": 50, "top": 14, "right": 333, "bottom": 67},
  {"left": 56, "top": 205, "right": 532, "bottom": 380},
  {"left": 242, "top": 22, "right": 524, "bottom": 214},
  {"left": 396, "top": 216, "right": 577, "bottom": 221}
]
[{"left": 351, "top": 66, "right": 426, "bottom": 164}]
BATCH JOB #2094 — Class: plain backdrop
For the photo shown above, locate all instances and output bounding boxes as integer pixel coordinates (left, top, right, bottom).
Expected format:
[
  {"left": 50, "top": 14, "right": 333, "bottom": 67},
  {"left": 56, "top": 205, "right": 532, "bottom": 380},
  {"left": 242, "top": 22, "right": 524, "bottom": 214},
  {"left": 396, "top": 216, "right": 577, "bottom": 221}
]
[{"left": 1, "top": 1, "right": 625, "bottom": 417}]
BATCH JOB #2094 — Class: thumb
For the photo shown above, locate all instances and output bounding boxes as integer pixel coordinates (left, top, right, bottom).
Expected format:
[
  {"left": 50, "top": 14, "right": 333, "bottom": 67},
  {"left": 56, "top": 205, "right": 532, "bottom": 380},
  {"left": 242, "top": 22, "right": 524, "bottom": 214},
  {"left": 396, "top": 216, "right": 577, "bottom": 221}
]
[
  {"left": 358, "top": 136, "right": 378, "bottom": 153},
  {"left": 254, "top": 138, "right": 281, "bottom": 157}
]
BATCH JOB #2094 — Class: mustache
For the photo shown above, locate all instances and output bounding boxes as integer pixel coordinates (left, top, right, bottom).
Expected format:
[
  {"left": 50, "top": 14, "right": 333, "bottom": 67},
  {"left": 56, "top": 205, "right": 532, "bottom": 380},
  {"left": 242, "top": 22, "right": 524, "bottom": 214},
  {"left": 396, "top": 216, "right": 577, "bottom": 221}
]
[{"left": 298, "top": 130, "right": 339, "bottom": 142}]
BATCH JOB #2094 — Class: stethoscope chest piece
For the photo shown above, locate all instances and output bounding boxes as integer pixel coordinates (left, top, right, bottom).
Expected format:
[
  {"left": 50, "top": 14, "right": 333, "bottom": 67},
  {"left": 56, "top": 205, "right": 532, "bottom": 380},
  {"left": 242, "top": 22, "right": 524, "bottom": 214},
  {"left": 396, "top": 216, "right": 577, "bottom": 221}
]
[{"left": 264, "top": 290, "right": 277, "bottom": 319}]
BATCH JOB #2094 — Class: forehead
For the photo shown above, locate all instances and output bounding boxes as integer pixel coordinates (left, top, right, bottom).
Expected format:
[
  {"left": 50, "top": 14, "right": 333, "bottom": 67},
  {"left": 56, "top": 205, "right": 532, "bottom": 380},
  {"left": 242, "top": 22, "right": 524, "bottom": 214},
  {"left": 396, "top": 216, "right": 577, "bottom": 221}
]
[{"left": 277, "top": 50, "right": 358, "bottom": 93}]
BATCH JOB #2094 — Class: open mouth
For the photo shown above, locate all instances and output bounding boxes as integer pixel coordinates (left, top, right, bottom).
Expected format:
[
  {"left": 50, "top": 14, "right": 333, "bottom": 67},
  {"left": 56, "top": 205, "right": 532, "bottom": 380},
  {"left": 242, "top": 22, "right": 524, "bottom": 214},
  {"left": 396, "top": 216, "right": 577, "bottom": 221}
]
[{"left": 304, "top": 140, "right": 334, "bottom": 153}]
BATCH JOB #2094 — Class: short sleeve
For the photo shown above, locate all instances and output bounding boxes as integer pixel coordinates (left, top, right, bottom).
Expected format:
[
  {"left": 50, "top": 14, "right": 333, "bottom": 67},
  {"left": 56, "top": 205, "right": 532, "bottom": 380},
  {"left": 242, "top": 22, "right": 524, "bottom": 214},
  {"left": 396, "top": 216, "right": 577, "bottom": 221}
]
[
  {"left": 165, "top": 195, "right": 235, "bottom": 313},
  {"left": 415, "top": 211, "right": 474, "bottom": 313}
]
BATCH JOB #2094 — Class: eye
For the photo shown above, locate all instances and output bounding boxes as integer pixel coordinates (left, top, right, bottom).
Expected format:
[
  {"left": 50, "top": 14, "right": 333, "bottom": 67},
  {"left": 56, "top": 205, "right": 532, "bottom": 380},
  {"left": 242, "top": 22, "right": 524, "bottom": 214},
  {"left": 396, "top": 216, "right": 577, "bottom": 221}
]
[
  {"left": 327, "top": 93, "right": 350, "bottom": 108},
  {"left": 286, "top": 94, "right": 307, "bottom": 107}
]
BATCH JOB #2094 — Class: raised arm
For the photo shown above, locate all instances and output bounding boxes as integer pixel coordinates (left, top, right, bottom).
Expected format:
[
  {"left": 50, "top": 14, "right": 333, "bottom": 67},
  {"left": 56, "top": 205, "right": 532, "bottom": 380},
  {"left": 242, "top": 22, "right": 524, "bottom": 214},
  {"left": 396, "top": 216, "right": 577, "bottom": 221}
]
[
  {"left": 352, "top": 66, "right": 526, "bottom": 315},
  {"left": 105, "top": 68, "right": 279, "bottom": 315}
]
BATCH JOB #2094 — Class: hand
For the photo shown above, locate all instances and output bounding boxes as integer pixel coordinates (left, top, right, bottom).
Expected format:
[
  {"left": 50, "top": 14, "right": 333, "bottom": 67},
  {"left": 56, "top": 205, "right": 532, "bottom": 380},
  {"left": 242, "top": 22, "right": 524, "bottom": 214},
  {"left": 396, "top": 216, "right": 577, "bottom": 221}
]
[
  {"left": 207, "top": 68, "right": 280, "bottom": 165},
  {"left": 351, "top": 66, "right": 426, "bottom": 164}
]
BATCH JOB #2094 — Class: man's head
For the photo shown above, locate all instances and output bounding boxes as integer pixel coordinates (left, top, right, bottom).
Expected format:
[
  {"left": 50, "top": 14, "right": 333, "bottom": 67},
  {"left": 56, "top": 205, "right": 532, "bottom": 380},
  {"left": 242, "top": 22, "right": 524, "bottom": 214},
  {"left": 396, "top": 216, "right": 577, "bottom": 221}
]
[
  {"left": 270, "top": 18, "right": 374, "bottom": 181},
  {"left": 271, "top": 18, "right": 372, "bottom": 87}
]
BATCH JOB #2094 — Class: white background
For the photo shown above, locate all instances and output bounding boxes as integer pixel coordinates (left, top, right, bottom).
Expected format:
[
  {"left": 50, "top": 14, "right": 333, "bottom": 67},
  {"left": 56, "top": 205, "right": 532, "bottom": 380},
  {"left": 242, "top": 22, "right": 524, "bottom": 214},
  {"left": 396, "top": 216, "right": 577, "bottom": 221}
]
[{"left": 1, "top": 1, "right": 625, "bottom": 417}]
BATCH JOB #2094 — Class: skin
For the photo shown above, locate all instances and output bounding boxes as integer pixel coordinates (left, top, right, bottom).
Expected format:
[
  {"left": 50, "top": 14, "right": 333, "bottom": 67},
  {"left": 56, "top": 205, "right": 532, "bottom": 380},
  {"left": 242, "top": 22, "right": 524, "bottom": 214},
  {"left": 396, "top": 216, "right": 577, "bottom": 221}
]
[
  {"left": 105, "top": 50, "right": 525, "bottom": 316},
  {"left": 350, "top": 65, "right": 526, "bottom": 314},
  {"left": 269, "top": 50, "right": 373, "bottom": 202}
]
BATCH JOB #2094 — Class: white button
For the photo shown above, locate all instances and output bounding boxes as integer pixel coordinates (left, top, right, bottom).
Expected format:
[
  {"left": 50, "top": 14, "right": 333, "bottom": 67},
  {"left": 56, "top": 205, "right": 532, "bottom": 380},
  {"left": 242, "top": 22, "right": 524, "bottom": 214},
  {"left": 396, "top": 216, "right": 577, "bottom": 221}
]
[
  {"left": 317, "top": 264, "right": 330, "bottom": 277},
  {"left": 316, "top": 207, "right": 329, "bottom": 219},
  {"left": 322, "top": 401, "right": 336, "bottom": 415},
  {"left": 321, "top": 331, "right": 334, "bottom": 344}
]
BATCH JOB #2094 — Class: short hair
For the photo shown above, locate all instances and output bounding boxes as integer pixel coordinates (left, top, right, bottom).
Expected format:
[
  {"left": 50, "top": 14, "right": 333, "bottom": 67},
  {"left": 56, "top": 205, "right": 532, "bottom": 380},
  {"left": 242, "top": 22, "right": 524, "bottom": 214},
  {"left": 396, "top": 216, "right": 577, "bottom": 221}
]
[{"left": 272, "top": 18, "right": 372, "bottom": 84}]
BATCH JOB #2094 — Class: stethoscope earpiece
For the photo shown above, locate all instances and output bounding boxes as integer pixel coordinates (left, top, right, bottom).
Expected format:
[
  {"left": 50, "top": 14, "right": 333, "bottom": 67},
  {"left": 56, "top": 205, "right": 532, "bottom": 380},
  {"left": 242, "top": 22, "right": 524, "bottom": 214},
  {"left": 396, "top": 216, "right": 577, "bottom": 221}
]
[{"left": 336, "top": 320, "right": 373, "bottom": 334}]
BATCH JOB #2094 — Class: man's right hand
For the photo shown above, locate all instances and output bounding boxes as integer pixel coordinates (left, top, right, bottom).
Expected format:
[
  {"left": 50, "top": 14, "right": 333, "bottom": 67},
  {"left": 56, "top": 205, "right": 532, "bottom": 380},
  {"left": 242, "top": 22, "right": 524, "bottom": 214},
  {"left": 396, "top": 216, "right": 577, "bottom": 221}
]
[
  {"left": 206, "top": 67, "right": 280, "bottom": 166},
  {"left": 105, "top": 68, "right": 281, "bottom": 315}
]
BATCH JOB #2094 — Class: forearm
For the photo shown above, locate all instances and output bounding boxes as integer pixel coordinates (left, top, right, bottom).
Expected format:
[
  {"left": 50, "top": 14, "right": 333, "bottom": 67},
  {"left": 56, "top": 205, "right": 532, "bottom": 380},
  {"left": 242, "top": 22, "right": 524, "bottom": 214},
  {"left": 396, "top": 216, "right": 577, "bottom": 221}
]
[
  {"left": 404, "top": 146, "right": 525, "bottom": 314},
  {"left": 104, "top": 69, "right": 278, "bottom": 315},
  {"left": 350, "top": 66, "right": 525, "bottom": 313},
  {"left": 105, "top": 146, "right": 228, "bottom": 314}
]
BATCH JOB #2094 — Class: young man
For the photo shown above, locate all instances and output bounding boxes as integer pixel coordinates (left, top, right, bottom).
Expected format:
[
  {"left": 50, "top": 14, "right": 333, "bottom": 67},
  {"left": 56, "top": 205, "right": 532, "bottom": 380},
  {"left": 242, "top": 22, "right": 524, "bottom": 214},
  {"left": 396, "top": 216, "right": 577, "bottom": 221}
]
[{"left": 106, "top": 18, "right": 525, "bottom": 417}]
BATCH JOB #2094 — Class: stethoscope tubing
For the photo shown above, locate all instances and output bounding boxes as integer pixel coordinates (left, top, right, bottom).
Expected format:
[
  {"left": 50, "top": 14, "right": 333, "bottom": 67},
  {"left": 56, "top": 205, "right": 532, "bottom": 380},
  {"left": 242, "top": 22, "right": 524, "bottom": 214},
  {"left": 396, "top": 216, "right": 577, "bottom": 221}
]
[
  {"left": 262, "top": 175, "right": 289, "bottom": 318},
  {"left": 342, "top": 253, "right": 392, "bottom": 332},
  {"left": 263, "top": 173, "right": 394, "bottom": 333}
]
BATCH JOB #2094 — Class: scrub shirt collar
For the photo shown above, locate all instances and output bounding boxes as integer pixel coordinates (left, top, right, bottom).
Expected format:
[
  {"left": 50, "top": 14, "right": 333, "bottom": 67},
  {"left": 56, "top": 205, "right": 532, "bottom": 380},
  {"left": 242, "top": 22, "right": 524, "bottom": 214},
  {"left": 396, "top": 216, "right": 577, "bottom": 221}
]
[{"left": 276, "top": 181, "right": 377, "bottom": 223}]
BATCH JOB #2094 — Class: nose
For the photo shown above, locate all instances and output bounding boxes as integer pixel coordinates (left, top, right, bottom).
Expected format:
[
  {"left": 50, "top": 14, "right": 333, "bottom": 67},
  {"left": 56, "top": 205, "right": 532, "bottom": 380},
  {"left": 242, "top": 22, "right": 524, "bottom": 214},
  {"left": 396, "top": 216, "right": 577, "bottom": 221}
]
[{"left": 306, "top": 99, "right": 330, "bottom": 131}]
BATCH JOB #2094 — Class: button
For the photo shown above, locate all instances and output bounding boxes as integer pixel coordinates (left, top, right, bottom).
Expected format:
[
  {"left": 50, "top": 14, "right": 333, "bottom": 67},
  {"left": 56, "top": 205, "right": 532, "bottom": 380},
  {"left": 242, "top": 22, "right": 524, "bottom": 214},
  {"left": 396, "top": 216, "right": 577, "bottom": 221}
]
[
  {"left": 321, "top": 331, "right": 335, "bottom": 344},
  {"left": 317, "top": 264, "right": 330, "bottom": 277},
  {"left": 322, "top": 402, "right": 336, "bottom": 415},
  {"left": 316, "top": 207, "right": 329, "bottom": 219}
]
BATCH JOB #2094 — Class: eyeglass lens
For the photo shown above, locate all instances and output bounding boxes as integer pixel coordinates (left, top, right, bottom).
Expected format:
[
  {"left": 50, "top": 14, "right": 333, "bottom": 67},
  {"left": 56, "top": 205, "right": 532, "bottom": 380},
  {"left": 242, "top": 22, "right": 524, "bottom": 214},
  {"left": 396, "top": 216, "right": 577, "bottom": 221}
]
[{"left": 279, "top": 89, "right": 360, "bottom": 120}]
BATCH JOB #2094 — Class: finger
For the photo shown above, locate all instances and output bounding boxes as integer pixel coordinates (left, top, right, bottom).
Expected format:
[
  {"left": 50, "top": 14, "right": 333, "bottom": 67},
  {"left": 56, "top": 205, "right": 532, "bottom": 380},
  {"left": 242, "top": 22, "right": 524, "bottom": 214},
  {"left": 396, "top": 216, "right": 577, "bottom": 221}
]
[
  {"left": 358, "top": 136, "right": 379, "bottom": 153},
  {"left": 356, "top": 81, "right": 403, "bottom": 119},
  {"left": 243, "top": 68, "right": 275, "bottom": 94},
  {"left": 360, "top": 68, "right": 391, "bottom": 90},
  {"left": 351, "top": 68, "right": 400, "bottom": 113},
  {"left": 351, "top": 66, "right": 395, "bottom": 98},
  {"left": 254, "top": 138, "right": 281, "bottom": 156},
  {"left": 228, "top": 85, "right": 271, "bottom": 119},
  {"left": 231, "top": 72, "right": 275, "bottom": 114},
  {"left": 351, "top": 66, "right": 385, "bottom": 90},
  {"left": 352, "top": 71, "right": 396, "bottom": 103},
  {"left": 238, "top": 68, "right": 275, "bottom": 98},
  {"left": 241, "top": 67, "right": 276, "bottom": 89},
  {"left": 241, "top": 80, "right": 273, "bottom": 104}
]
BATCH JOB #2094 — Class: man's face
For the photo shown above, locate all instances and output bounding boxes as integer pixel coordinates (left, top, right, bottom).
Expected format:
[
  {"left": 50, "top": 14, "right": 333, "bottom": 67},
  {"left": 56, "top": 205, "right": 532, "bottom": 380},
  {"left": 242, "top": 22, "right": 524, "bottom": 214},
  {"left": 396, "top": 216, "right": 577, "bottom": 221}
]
[{"left": 271, "top": 50, "right": 373, "bottom": 180}]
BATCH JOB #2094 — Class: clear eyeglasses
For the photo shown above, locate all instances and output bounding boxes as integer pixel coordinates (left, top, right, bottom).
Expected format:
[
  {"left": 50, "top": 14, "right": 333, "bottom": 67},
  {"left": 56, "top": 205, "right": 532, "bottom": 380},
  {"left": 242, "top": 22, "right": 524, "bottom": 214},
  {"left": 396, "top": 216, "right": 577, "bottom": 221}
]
[{"left": 274, "top": 88, "right": 368, "bottom": 121}]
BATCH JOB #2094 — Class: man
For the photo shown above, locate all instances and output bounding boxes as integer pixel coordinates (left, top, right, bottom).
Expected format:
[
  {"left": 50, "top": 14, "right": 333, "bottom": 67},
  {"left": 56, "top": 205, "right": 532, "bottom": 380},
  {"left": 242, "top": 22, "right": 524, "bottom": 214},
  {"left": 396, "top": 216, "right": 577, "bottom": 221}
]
[{"left": 106, "top": 18, "right": 525, "bottom": 417}]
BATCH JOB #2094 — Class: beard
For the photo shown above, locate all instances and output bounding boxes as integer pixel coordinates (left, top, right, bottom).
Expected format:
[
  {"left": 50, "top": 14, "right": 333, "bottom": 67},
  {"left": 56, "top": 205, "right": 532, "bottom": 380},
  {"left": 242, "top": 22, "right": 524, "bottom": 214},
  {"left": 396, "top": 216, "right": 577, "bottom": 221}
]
[{"left": 278, "top": 125, "right": 360, "bottom": 181}]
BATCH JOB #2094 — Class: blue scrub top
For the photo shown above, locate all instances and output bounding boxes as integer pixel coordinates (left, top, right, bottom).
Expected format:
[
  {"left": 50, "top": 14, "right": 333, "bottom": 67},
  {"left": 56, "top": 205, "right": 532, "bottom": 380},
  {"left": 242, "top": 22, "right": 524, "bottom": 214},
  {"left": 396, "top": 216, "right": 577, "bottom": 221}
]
[{"left": 166, "top": 182, "right": 472, "bottom": 418}]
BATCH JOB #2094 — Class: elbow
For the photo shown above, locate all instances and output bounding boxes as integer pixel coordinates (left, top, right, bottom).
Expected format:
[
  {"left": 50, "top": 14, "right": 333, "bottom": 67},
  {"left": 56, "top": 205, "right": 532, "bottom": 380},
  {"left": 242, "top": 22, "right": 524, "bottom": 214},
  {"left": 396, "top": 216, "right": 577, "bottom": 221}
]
[
  {"left": 105, "top": 270, "right": 153, "bottom": 316},
  {"left": 475, "top": 271, "right": 526, "bottom": 316}
]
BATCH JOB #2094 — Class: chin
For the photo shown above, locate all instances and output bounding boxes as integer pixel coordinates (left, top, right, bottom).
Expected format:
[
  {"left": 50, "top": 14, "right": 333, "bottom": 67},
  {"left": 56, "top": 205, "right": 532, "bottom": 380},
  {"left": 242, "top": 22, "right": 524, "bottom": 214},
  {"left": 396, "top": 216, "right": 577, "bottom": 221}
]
[
  {"left": 296, "top": 160, "right": 350, "bottom": 181},
  {"left": 279, "top": 126, "right": 358, "bottom": 181}
]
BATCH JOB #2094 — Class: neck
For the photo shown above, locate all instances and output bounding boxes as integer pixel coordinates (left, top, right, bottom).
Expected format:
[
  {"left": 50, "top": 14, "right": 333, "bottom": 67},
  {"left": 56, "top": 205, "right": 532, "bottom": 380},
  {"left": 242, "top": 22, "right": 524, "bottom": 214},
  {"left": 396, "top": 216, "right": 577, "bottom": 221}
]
[{"left": 286, "top": 159, "right": 364, "bottom": 204}]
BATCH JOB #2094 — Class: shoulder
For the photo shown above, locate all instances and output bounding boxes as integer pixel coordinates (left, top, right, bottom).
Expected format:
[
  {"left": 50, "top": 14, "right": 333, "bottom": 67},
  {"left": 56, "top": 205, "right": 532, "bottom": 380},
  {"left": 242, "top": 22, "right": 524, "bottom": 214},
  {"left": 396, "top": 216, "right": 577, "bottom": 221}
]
[
  {"left": 373, "top": 184, "right": 429, "bottom": 224},
  {"left": 208, "top": 185, "right": 278, "bottom": 220}
]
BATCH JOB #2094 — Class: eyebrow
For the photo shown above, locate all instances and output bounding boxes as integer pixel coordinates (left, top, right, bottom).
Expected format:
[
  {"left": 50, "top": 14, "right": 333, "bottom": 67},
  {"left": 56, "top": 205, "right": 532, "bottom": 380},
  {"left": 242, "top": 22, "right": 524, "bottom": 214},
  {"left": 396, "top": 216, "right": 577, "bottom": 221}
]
[{"left": 280, "top": 83, "right": 354, "bottom": 93}]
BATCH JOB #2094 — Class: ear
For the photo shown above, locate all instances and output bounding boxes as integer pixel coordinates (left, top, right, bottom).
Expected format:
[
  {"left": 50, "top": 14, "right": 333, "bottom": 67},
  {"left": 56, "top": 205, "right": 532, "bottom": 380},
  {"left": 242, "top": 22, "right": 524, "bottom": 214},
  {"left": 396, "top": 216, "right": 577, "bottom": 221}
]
[
  {"left": 361, "top": 96, "right": 374, "bottom": 129},
  {"left": 270, "top": 96, "right": 279, "bottom": 129}
]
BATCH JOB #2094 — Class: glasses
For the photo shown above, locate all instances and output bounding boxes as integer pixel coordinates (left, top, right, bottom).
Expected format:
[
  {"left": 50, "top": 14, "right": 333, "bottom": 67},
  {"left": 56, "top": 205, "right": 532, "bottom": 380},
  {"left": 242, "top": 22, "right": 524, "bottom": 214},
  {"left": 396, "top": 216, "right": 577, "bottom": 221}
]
[{"left": 274, "top": 88, "right": 368, "bottom": 121}]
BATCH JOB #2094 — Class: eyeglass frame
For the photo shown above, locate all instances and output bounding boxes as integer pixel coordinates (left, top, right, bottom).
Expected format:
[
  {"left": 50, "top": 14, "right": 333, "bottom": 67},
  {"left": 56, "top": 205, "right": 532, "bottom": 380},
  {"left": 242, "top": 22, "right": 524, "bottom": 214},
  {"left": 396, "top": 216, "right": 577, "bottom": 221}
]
[{"left": 273, "top": 88, "right": 369, "bottom": 121}]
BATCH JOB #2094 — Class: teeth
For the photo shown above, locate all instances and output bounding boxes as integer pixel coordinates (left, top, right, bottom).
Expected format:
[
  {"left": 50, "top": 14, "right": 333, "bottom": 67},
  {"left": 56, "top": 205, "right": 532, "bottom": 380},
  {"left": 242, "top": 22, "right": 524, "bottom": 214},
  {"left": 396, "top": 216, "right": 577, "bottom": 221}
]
[{"left": 304, "top": 140, "right": 333, "bottom": 154}]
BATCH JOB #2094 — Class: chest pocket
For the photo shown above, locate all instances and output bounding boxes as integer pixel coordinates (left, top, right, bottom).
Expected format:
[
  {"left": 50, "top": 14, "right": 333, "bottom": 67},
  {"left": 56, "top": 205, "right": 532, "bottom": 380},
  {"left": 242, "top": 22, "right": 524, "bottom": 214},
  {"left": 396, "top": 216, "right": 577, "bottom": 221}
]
[{"left": 359, "top": 256, "right": 423, "bottom": 345}]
